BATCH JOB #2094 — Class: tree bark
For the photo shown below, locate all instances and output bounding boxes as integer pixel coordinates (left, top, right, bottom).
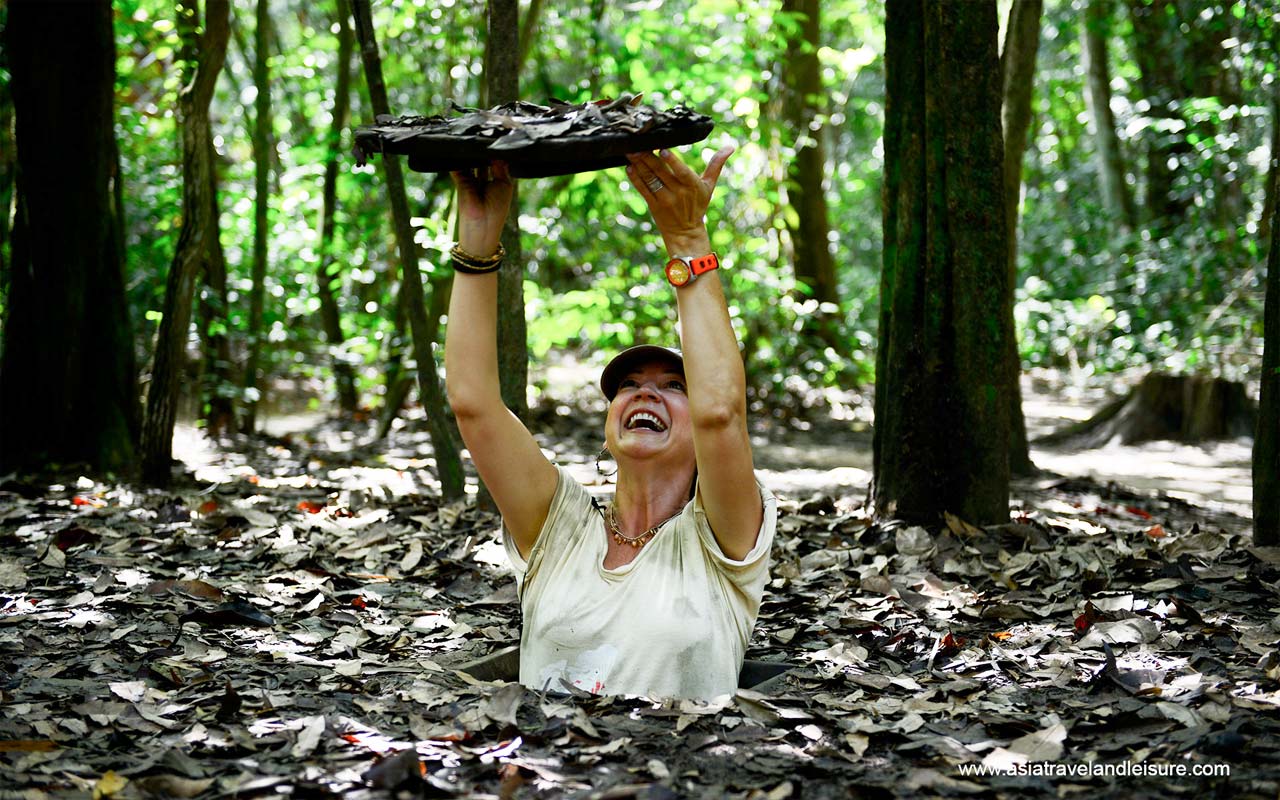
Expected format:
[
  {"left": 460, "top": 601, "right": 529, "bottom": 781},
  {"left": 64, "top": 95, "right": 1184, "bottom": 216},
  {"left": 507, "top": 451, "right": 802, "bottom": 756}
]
[
  {"left": 473, "top": 0, "right": 529, "bottom": 512},
  {"left": 352, "top": 0, "right": 465, "bottom": 500},
  {"left": 240, "top": 0, "right": 271, "bottom": 433},
  {"left": 486, "top": 0, "right": 528, "bottom": 423},
  {"left": 0, "top": 69, "right": 14, "bottom": 294},
  {"left": 139, "top": 0, "right": 230, "bottom": 484},
  {"left": 198, "top": 131, "right": 235, "bottom": 437},
  {"left": 1039, "top": 373, "right": 1254, "bottom": 448},
  {"left": 874, "top": 0, "right": 1012, "bottom": 525},
  {"left": 1, "top": 0, "right": 140, "bottom": 473},
  {"left": 376, "top": 281, "right": 413, "bottom": 440},
  {"left": 1082, "top": 0, "right": 1138, "bottom": 233},
  {"left": 780, "top": 0, "right": 838, "bottom": 308},
  {"left": 999, "top": 0, "right": 1041, "bottom": 477},
  {"left": 318, "top": 0, "right": 359, "bottom": 415},
  {"left": 1256, "top": 109, "right": 1280, "bottom": 546}
]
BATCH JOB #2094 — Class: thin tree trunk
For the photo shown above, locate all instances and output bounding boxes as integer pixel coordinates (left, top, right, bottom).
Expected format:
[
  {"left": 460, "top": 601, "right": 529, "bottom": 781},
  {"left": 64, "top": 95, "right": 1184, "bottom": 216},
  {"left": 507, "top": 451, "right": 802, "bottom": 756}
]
[
  {"left": 780, "top": 0, "right": 838, "bottom": 308},
  {"left": 241, "top": 0, "right": 271, "bottom": 432},
  {"left": 352, "top": 0, "right": 465, "bottom": 500},
  {"left": 318, "top": 0, "right": 359, "bottom": 415},
  {"left": 376, "top": 169, "right": 452, "bottom": 439},
  {"left": 140, "top": 0, "right": 230, "bottom": 484},
  {"left": 1082, "top": 0, "right": 1138, "bottom": 233},
  {"left": 1257, "top": 100, "right": 1280, "bottom": 547},
  {"left": 376, "top": 280, "right": 412, "bottom": 440},
  {"left": 472, "top": 0, "right": 529, "bottom": 512},
  {"left": 874, "top": 0, "right": 1011, "bottom": 525},
  {"left": 198, "top": 131, "right": 235, "bottom": 437},
  {"left": 487, "top": 0, "right": 528, "bottom": 425},
  {"left": 1, "top": 0, "right": 140, "bottom": 473},
  {"left": 0, "top": 73, "right": 13, "bottom": 291},
  {"left": 1000, "top": 0, "right": 1041, "bottom": 477}
]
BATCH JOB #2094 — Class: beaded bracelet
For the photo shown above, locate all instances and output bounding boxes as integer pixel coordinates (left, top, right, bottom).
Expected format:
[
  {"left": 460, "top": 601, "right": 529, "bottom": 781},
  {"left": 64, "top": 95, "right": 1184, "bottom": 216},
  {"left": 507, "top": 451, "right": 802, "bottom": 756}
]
[{"left": 450, "top": 243, "right": 505, "bottom": 274}]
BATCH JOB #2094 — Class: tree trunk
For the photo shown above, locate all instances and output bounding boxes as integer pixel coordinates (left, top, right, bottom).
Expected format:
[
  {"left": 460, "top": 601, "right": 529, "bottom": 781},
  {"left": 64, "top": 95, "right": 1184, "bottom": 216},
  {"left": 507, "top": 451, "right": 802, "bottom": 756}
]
[
  {"left": 0, "top": 0, "right": 140, "bottom": 473},
  {"left": 1039, "top": 373, "right": 1255, "bottom": 448},
  {"left": 999, "top": 0, "right": 1041, "bottom": 477},
  {"left": 139, "top": 0, "right": 230, "bottom": 484},
  {"left": 198, "top": 131, "right": 236, "bottom": 437},
  {"left": 874, "top": 0, "right": 1012, "bottom": 525},
  {"left": 486, "top": 0, "right": 528, "bottom": 423},
  {"left": 376, "top": 282, "right": 413, "bottom": 440},
  {"left": 241, "top": 0, "right": 271, "bottom": 433},
  {"left": 352, "top": 0, "right": 465, "bottom": 500},
  {"left": 474, "top": 0, "right": 529, "bottom": 511},
  {"left": 1255, "top": 110, "right": 1280, "bottom": 546},
  {"left": 780, "top": 0, "right": 838, "bottom": 308},
  {"left": 1082, "top": 0, "right": 1138, "bottom": 233},
  {"left": 0, "top": 70, "right": 15, "bottom": 294},
  {"left": 318, "top": 0, "right": 359, "bottom": 415}
]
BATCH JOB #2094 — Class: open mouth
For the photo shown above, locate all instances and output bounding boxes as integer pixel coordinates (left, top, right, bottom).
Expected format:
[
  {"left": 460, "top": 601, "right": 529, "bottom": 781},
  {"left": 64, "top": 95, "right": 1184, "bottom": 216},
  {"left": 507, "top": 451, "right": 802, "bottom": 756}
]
[{"left": 624, "top": 410, "right": 667, "bottom": 432}]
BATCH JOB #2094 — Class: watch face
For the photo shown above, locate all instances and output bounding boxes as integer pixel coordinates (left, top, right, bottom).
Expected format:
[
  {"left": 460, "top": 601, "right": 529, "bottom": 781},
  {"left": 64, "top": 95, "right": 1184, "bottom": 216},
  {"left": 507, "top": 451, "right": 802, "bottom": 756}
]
[{"left": 666, "top": 260, "right": 692, "bottom": 286}]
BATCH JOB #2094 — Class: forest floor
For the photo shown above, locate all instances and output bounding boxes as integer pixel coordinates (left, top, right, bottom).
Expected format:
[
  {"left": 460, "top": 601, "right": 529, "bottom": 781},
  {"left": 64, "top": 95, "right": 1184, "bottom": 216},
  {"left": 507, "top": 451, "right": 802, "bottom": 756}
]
[{"left": 2, "top": 374, "right": 1277, "bottom": 799}]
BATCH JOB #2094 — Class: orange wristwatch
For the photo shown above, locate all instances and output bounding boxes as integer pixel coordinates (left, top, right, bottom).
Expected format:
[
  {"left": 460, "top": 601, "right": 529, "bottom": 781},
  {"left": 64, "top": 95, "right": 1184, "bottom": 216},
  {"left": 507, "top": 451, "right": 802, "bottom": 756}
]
[{"left": 665, "top": 253, "right": 719, "bottom": 287}]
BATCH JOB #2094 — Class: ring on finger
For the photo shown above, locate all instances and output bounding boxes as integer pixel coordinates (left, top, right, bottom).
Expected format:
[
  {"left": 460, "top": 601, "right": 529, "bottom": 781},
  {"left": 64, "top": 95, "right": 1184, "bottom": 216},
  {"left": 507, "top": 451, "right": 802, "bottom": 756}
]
[{"left": 645, "top": 176, "right": 665, "bottom": 192}]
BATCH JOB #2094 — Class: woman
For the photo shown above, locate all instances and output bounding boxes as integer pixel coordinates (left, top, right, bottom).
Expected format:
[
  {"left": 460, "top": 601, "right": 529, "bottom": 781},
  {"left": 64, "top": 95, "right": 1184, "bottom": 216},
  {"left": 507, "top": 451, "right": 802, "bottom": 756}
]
[{"left": 444, "top": 146, "right": 776, "bottom": 699}]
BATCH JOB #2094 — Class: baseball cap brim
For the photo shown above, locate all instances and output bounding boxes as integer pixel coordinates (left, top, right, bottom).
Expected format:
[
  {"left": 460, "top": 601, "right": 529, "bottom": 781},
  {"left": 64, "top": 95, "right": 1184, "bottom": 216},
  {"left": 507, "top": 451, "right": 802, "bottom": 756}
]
[{"left": 599, "top": 345, "right": 684, "bottom": 400}]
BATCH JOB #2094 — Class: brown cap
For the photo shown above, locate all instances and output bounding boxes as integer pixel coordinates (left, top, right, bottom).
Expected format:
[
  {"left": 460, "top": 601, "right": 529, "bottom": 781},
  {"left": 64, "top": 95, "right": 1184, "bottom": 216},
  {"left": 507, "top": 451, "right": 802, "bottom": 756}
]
[{"left": 599, "top": 345, "right": 684, "bottom": 400}]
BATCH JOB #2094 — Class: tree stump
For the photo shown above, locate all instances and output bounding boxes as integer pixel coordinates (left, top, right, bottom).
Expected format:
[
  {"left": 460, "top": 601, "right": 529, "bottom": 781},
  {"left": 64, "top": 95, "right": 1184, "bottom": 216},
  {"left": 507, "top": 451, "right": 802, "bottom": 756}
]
[{"left": 1037, "top": 373, "right": 1256, "bottom": 448}]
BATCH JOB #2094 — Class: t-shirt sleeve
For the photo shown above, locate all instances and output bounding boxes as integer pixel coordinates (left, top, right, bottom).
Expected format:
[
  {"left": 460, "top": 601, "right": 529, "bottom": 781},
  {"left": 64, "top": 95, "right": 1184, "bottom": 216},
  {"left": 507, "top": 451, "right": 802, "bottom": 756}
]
[
  {"left": 502, "top": 465, "right": 594, "bottom": 598},
  {"left": 690, "top": 478, "right": 777, "bottom": 587}
]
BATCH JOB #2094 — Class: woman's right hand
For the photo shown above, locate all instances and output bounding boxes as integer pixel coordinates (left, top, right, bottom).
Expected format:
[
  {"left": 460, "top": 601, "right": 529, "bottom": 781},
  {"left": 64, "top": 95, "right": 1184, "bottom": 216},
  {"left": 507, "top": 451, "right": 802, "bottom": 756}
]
[{"left": 451, "top": 161, "right": 514, "bottom": 257}]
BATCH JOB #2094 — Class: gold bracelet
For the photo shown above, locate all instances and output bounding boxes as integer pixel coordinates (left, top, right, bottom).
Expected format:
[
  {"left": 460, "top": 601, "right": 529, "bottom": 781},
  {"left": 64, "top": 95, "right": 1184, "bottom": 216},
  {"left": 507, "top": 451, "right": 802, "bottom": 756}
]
[{"left": 450, "top": 242, "right": 505, "bottom": 267}]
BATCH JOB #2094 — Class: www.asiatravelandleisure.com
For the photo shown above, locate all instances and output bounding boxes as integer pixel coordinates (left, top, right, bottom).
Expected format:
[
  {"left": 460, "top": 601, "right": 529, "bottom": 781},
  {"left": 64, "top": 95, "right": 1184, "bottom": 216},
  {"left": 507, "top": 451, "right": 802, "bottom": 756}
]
[{"left": 958, "top": 761, "right": 1231, "bottom": 778}]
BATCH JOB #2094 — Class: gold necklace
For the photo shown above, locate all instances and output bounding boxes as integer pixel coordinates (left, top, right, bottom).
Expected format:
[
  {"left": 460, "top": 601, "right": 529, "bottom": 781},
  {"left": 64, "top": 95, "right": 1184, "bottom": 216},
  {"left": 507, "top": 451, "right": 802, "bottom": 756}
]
[{"left": 604, "top": 503, "right": 679, "bottom": 549}]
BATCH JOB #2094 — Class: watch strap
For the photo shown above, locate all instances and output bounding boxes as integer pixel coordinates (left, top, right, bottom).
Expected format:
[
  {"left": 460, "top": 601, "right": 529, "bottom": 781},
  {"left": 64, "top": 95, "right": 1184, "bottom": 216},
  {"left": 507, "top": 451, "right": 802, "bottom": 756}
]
[{"left": 687, "top": 253, "right": 719, "bottom": 277}]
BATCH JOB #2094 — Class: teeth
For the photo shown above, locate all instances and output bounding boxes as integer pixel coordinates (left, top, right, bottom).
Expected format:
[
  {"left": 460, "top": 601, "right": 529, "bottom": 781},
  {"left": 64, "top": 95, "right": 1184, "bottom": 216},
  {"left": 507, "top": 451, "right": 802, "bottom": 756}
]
[{"left": 626, "top": 411, "right": 666, "bottom": 431}]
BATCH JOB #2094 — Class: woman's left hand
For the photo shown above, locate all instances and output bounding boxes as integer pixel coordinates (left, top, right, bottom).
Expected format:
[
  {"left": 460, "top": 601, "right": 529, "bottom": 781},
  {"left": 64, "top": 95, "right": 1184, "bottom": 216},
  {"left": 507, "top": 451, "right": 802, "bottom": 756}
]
[{"left": 626, "top": 145, "right": 734, "bottom": 255}]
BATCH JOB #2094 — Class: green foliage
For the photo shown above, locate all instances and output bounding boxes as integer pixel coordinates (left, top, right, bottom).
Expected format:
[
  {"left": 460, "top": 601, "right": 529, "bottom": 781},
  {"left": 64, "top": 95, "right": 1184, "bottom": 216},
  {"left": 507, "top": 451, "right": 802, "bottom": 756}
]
[
  {"left": 4, "top": 0, "right": 1268, "bottom": 422},
  {"left": 1016, "top": 0, "right": 1274, "bottom": 385}
]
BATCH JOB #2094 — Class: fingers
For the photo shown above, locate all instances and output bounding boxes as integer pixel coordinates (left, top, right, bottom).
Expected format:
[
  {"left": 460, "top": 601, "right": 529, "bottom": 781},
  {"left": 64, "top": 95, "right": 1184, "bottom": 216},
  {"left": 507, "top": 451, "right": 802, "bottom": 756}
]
[
  {"left": 658, "top": 148, "right": 701, "bottom": 187},
  {"left": 626, "top": 151, "right": 683, "bottom": 185},
  {"left": 701, "top": 145, "right": 735, "bottom": 189},
  {"left": 625, "top": 163, "right": 660, "bottom": 205}
]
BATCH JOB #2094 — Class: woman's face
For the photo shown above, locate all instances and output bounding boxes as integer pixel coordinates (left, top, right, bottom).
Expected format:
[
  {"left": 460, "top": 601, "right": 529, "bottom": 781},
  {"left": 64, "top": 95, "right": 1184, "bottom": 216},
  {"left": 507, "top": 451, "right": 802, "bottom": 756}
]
[{"left": 604, "top": 359, "right": 695, "bottom": 470}]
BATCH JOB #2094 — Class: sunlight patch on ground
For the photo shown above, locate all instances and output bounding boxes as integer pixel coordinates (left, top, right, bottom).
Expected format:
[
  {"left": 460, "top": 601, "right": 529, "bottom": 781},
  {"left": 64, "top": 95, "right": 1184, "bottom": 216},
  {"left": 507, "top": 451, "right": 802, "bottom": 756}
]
[{"left": 1031, "top": 438, "right": 1252, "bottom": 517}]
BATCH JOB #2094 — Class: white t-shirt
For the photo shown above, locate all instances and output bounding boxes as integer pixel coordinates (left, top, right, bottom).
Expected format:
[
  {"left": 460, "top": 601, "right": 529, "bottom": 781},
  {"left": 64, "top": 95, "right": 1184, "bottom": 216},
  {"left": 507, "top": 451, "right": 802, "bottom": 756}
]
[{"left": 503, "top": 466, "right": 777, "bottom": 700}]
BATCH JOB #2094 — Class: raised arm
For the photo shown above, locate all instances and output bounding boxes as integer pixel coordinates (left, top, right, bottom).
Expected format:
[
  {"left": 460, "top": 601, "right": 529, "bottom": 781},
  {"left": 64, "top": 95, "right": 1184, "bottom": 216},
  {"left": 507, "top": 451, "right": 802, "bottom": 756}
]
[
  {"left": 625, "top": 147, "right": 764, "bottom": 560},
  {"left": 445, "top": 163, "right": 557, "bottom": 557}
]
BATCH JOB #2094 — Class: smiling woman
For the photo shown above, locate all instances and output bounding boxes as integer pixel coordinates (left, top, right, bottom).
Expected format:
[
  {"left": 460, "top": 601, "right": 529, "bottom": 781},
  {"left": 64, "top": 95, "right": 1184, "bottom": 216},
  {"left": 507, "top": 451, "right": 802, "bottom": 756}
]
[{"left": 443, "top": 147, "right": 777, "bottom": 699}]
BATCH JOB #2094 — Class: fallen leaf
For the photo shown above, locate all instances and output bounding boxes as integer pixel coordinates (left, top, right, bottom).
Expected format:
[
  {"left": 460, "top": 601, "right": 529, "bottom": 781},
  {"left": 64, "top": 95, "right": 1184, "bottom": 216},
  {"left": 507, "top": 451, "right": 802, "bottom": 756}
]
[
  {"left": 179, "top": 601, "right": 274, "bottom": 628},
  {"left": 0, "top": 740, "right": 57, "bottom": 752},
  {"left": 364, "top": 749, "right": 424, "bottom": 790},
  {"left": 1078, "top": 618, "right": 1160, "bottom": 648},
  {"left": 144, "top": 579, "right": 224, "bottom": 601},
  {"left": 291, "top": 715, "right": 327, "bottom": 758},
  {"left": 93, "top": 771, "right": 128, "bottom": 800}
]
